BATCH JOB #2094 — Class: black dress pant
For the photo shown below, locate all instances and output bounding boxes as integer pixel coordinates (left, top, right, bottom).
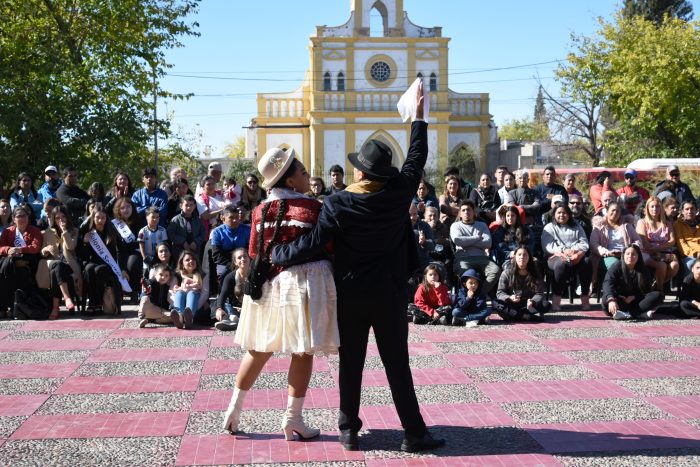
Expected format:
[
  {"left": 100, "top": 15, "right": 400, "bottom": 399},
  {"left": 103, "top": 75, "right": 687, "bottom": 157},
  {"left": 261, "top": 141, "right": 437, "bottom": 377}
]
[
  {"left": 49, "top": 261, "right": 74, "bottom": 299},
  {"left": 337, "top": 290, "right": 426, "bottom": 437},
  {"left": 680, "top": 300, "right": 700, "bottom": 317},
  {"left": 83, "top": 263, "right": 113, "bottom": 306},
  {"left": 620, "top": 291, "right": 664, "bottom": 317},
  {"left": 0, "top": 256, "right": 35, "bottom": 310},
  {"left": 124, "top": 252, "right": 143, "bottom": 295},
  {"left": 547, "top": 256, "right": 592, "bottom": 296}
]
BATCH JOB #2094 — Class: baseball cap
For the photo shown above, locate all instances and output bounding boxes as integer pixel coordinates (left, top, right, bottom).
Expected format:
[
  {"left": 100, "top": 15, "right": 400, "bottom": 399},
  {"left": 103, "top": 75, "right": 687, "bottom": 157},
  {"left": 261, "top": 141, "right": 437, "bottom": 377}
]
[
  {"left": 624, "top": 169, "right": 637, "bottom": 177},
  {"left": 44, "top": 165, "right": 58, "bottom": 174},
  {"left": 208, "top": 162, "right": 223, "bottom": 172}
]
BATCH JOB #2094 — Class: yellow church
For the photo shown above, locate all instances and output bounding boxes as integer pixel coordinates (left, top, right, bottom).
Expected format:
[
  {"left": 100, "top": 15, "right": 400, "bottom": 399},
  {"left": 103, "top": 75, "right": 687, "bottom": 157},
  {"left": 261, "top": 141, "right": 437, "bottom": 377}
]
[{"left": 245, "top": 0, "right": 494, "bottom": 177}]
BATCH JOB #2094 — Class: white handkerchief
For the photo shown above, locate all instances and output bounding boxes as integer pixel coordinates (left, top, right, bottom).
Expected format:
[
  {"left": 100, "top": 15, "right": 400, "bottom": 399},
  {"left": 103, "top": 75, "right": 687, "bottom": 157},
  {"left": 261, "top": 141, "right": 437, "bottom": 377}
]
[{"left": 397, "top": 78, "right": 430, "bottom": 122}]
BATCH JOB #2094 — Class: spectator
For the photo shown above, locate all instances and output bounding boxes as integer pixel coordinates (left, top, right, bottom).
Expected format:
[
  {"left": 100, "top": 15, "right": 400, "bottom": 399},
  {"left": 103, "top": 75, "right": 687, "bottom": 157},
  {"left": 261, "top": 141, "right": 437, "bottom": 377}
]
[
  {"left": 602, "top": 244, "right": 663, "bottom": 320},
  {"left": 196, "top": 175, "right": 225, "bottom": 239},
  {"left": 412, "top": 180, "right": 439, "bottom": 219},
  {"left": 88, "top": 182, "right": 106, "bottom": 206},
  {"left": 149, "top": 242, "right": 175, "bottom": 272},
  {"left": 132, "top": 168, "right": 168, "bottom": 228},
  {"left": 195, "top": 162, "right": 223, "bottom": 198},
  {"left": 664, "top": 196, "right": 680, "bottom": 222},
  {"left": 167, "top": 178, "right": 190, "bottom": 222},
  {"left": 507, "top": 170, "right": 541, "bottom": 226},
  {"left": 210, "top": 205, "right": 251, "bottom": 280},
  {"left": 491, "top": 205, "right": 533, "bottom": 269},
  {"left": 222, "top": 176, "right": 242, "bottom": 207},
  {"left": 617, "top": 169, "right": 649, "bottom": 217},
  {"left": 40, "top": 206, "right": 80, "bottom": 319},
  {"left": 104, "top": 171, "right": 135, "bottom": 217},
  {"left": 9, "top": 172, "right": 43, "bottom": 221},
  {"left": 443, "top": 165, "right": 474, "bottom": 201},
  {"left": 307, "top": 177, "right": 326, "bottom": 202},
  {"left": 655, "top": 180, "right": 677, "bottom": 203},
  {"left": 679, "top": 259, "right": 700, "bottom": 318},
  {"left": 451, "top": 268, "right": 490, "bottom": 327},
  {"left": 78, "top": 206, "right": 128, "bottom": 314},
  {"left": 637, "top": 197, "right": 679, "bottom": 292},
  {"left": 111, "top": 197, "right": 143, "bottom": 299},
  {"left": 0, "top": 199, "right": 11, "bottom": 234},
  {"left": 409, "top": 264, "right": 451, "bottom": 325},
  {"left": 213, "top": 248, "right": 250, "bottom": 331},
  {"left": 138, "top": 263, "right": 175, "bottom": 328},
  {"left": 494, "top": 165, "right": 509, "bottom": 190},
  {"left": 589, "top": 171, "right": 615, "bottom": 214},
  {"left": 494, "top": 246, "right": 551, "bottom": 321},
  {"left": 409, "top": 203, "right": 434, "bottom": 275},
  {"left": 168, "top": 195, "right": 205, "bottom": 262},
  {"left": 423, "top": 206, "right": 452, "bottom": 269},
  {"left": 450, "top": 200, "right": 500, "bottom": 295},
  {"left": 37, "top": 198, "right": 61, "bottom": 231},
  {"left": 78, "top": 198, "right": 102, "bottom": 230},
  {"left": 541, "top": 203, "right": 591, "bottom": 311},
  {"left": 469, "top": 173, "right": 501, "bottom": 223},
  {"left": 171, "top": 250, "right": 210, "bottom": 328},
  {"left": 592, "top": 190, "right": 621, "bottom": 229},
  {"left": 326, "top": 164, "right": 347, "bottom": 195},
  {"left": 137, "top": 206, "right": 168, "bottom": 276},
  {"left": 590, "top": 201, "right": 642, "bottom": 288},
  {"left": 498, "top": 172, "right": 515, "bottom": 205},
  {"left": 564, "top": 173, "right": 582, "bottom": 198},
  {"left": 438, "top": 175, "right": 463, "bottom": 227},
  {"left": 0, "top": 207, "right": 43, "bottom": 315},
  {"left": 240, "top": 173, "right": 265, "bottom": 221},
  {"left": 654, "top": 165, "right": 694, "bottom": 205},
  {"left": 568, "top": 194, "right": 592, "bottom": 240},
  {"left": 535, "top": 166, "right": 568, "bottom": 213},
  {"left": 37, "top": 166, "right": 62, "bottom": 215},
  {"left": 170, "top": 166, "right": 187, "bottom": 183},
  {"left": 674, "top": 199, "right": 700, "bottom": 274},
  {"left": 56, "top": 166, "right": 90, "bottom": 225}
]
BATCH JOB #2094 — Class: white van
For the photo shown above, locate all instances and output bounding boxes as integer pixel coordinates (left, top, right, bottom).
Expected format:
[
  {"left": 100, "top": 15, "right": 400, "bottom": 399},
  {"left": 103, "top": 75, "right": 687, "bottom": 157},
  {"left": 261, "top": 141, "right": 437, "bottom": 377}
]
[{"left": 627, "top": 158, "right": 700, "bottom": 171}]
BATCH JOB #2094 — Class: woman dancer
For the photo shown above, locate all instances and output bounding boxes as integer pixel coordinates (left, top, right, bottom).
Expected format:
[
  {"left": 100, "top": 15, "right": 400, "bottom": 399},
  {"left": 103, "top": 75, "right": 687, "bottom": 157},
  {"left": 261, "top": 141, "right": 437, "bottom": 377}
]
[{"left": 223, "top": 147, "right": 339, "bottom": 440}]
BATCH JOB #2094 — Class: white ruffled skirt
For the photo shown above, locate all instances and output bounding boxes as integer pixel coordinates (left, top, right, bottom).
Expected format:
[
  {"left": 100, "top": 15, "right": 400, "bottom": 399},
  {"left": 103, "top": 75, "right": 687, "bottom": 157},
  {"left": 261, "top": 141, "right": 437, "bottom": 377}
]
[{"left": 234, "top": 260, "right": 339, "bottom": 355}]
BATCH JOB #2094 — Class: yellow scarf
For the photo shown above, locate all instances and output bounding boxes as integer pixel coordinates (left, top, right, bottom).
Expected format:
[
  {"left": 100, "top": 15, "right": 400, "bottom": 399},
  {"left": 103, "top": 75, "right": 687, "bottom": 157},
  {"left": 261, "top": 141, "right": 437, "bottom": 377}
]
[{"left": 345, "top": 180, "right": 387, "bottom": 194}]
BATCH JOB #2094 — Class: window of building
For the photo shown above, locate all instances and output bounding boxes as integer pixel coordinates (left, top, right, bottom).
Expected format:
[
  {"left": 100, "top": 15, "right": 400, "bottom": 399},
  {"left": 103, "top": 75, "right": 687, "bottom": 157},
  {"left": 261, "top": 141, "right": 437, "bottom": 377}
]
[
  {"left": 323, "top": 72, "right": 331, "bottom": 91},
  {"left": 370, "top": 61, "right": 391, "bottom": 82},
  {"left": 337, "top": 72, "right": 345, "bottom": 91},
  {"left": 430, "top": 73, "right": 438, "bottom": 91}
]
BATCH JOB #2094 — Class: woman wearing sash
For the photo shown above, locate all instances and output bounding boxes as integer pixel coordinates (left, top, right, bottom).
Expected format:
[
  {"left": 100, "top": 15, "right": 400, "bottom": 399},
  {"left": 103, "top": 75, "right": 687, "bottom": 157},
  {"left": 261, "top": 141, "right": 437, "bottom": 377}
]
[
  {"left": 223, "top": 148, "right": 339, "bottom": 441},
  {"left": 0, "top": 207, "right": 43, "bottom": 315},
  {"left": 40, "top": 206, "right": 81, "bottom": 319},
  {"left": 112, "top": 197, "right": 143, "bottom": 299},
  {"left": 79, "top": 206, "right": 128, "bottom": 314}
]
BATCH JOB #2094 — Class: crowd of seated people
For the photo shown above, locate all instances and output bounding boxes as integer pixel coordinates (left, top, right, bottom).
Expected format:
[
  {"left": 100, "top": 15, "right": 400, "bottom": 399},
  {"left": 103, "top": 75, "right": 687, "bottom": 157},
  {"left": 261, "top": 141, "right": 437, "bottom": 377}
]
[
  {"left": 407, "top": 163, "right": 700, "bottom": 326},
  {"left": 3, "top": 160, "right": 700, "bottom": 332}
]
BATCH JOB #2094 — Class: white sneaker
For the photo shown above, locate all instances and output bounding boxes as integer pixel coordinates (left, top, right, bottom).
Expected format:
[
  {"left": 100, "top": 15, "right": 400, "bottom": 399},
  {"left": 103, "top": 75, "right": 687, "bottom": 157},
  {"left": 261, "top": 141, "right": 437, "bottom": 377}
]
[
  {"left": 613, "top": 310, "right": 632, "bottom": 320},
  {"left": 465, "top": 320, "right": 479, "bottom": 328},
  {"left": 644, "top": 309, "right": 657, "bottom": 320}
]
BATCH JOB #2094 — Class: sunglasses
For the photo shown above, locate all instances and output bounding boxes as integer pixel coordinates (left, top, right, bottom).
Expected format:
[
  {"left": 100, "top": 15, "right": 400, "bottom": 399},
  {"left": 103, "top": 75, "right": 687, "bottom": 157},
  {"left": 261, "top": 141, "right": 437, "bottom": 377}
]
[
  {"left": 670, "top": 172, "right": 680, "bottom": 177},
  {"left": 624, "top": 175, "right": 636, "bottom": 180},
  {"left": 246, "top": 180, "right": 258, "bottom": 185},
  {"left": 569, "top": 202, "right": 582, "bottom": 206}
]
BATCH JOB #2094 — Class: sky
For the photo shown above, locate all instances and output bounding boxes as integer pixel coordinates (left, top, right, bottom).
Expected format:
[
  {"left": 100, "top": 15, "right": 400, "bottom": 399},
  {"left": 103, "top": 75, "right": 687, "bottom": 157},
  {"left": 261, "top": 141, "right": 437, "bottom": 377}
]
[{"left": 159, "top": 0, "right": 697, "bottom": 158}]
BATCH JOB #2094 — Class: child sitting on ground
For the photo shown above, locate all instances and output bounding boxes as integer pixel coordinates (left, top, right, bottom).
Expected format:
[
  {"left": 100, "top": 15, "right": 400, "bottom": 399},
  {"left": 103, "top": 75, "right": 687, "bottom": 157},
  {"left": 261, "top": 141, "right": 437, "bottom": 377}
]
[
  {"left": 680, "top": 259, "right": 700, "bottom": 318},
  {"left": 409, "top": 264, "right": 452, "bottom": 325},
  {"left": 138, "top": 206, "right": 168, "bottom": 276},
  {"left": 451, "top": 269, "right": 491, "bottom": 327},
  {"left": 138, "top": 263, "right": 174, "bottom": 328},
  {"left": 494, "top": 246, "right": 551, "bottom": 321}
]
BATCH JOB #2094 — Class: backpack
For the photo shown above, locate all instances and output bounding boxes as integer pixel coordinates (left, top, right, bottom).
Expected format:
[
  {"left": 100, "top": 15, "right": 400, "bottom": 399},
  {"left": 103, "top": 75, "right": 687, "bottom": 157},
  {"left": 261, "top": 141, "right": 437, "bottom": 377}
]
[{"left": 13, "top": 289, "right": 50, "bottom": 320}]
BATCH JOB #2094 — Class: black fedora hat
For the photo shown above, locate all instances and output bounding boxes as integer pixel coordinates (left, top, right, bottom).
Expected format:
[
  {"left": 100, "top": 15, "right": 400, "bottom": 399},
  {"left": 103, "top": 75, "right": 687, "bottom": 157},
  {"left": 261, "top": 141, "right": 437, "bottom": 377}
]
[{"left": 348, "top": 139, "right": 400, "bottom": 180}]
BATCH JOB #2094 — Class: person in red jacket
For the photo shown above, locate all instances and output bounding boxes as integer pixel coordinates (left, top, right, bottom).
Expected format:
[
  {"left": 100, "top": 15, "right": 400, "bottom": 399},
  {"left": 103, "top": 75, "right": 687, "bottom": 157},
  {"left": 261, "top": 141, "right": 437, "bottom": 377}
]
[
  {"left": 0, "top": 206, "right": 43, "bottom": 314},
  {"left": 409, "top": 264, "right": 452, "bottom": 325}
]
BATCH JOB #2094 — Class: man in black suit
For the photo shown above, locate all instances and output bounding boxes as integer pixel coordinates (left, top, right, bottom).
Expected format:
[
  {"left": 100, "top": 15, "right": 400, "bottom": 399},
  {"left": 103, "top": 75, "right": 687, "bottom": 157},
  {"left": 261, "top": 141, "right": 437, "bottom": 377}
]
[{"left": 272, "top": 82, "right": 444, "bottom": 453}]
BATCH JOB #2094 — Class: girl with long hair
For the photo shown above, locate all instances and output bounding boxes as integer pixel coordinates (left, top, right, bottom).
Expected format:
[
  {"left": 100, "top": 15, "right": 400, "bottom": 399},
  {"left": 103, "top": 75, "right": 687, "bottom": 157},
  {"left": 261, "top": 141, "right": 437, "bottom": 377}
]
[
  {"left": 636, "top": 197, "right": 679, "bottom": 291},
  {"left": 438, "top": 174, "right": 462, "bottom": 227},
  {"left": 104, "top": 171, "right": 135, "bottom": 216},
  {"left": 491, "top": 205, "right": 533, "bottom": 268},
  {"left": 171, "top": 249, "right": 209, "bottom": 328},
  {"left": 495, "top": 246, "right": 551, "bottom": 321},
  {"left": 9, "top": 172, "right": 42, "bottom": 221}
]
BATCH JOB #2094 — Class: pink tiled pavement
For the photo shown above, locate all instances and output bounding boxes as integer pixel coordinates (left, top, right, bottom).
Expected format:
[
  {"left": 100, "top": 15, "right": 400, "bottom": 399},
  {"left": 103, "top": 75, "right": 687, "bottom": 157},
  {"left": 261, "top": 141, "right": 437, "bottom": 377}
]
[
  {"left": 108, "top": 328, "right": 214, "bottom": 338},
  {"left": 0, "top": 363, "right": 80, "bottom": 378},
  {"left": 364, "top": 454, "right": 564, "bottom": 466},
  {"left": 56, "top": 374, "right": 200, "bottom": 394},
  {"left": 359, "top": 403, "right": 515, "bottom": 430},
  {"left": 479, "top": 379, "right": 635, "bottom": 403},
  {"left": 0, "top": 332, "right": 10, "bottom": 340},
  {"left": 447, "top": 351, "right": 577, "bottom": 368},
  {"left": 20, "top": 319, "right": 123, "bottom": 331},
  {"left": 11, "top": 412, "right": 189, "bottom": 439},
  {"left": 0, "top": 338, "right": 104, "bottom": 351},
  {"left": 420, "top": 329, "right": 535, "bottom": 343},
  {"left": 646, "top": 395, "right": 700, "bottom": 419},
  {"left": 623, "top": 324, "right": 700, "bottom": 337},
  {"left": 365, "top": 342, "right": 442, "bottom": 356},
  {"left": 192, "top": 387, "right": 340, "bottom": 411},
  {"left": 202, "top": 357, "right": 330, "bottom": 374},
  {"left": 585, "top": 360, "right": 700, "bottom": 379},
  {"left": 0, "top": 395, "right": 50, "bottom": 416},
  {"left": 346, "top": 367, "right": 471, "bottom": 387},
  {"left": 87, "top": 347, "right": 209, "bottom": 362},
  {"left": 540, "top": 336, "right": 665, "bottom": 351},
  {"left": 524, "top": 419, "right": 700, "bottom": 453}
]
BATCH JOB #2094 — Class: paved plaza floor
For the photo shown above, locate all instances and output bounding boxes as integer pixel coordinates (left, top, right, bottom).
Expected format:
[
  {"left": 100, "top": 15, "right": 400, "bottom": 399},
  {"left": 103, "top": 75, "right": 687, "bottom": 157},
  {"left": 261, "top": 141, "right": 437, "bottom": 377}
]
[{"left": 1, "top": 300, "right": 700, "bottom": 466}]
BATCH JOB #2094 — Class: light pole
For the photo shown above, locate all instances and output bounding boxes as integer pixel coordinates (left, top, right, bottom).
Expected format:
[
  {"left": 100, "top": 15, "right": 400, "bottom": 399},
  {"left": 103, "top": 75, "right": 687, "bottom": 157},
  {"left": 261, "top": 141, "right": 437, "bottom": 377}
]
[{"left": 153, "top": 65, "right": 158, "bottom": 173}]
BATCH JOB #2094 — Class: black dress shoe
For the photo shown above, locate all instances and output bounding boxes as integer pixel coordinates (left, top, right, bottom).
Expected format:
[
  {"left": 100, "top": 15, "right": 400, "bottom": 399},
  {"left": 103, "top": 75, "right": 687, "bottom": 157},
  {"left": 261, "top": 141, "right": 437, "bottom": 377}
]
[
  {"left": 339, "top": 430, "right": 359, "bottom": 451},
  {"left": 400, "top": 431, "right": 445, "bottom": 453}
]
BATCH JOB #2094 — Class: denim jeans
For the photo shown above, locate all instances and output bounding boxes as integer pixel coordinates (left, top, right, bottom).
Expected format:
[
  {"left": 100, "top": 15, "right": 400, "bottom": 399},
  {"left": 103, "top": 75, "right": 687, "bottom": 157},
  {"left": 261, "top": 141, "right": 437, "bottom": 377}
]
[
  {"left": 223, "top": 303, "right": 241, "bottom": 318},
  {"left": 173, "top": 290, "right": 200, "bottom": 313}
]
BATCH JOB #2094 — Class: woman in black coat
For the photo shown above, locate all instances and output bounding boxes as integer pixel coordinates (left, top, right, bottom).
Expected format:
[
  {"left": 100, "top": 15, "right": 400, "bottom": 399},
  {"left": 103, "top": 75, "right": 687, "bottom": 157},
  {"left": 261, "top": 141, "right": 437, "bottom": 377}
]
[{"left": 602, "top": 244, "right": 663, "bottom": 321}]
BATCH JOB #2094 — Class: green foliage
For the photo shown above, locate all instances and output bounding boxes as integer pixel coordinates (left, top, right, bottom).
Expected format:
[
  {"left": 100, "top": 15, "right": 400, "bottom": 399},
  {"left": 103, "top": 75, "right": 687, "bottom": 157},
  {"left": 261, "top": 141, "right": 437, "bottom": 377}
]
[
  {"left": 499, "top": 117, "right": 550, "bottom": 142},
  {"left": 622, "top": 0, "right": 693, "bottom": 24},
  {"left": 0, "top": 0, "right": 200, "bottom": 186},
  {"left": 534, "top": 86, "right": 548, "bottom": 127},
  {"left": 226, "top": 158, "right": 259, "bottom": 186},
  {"left": 222, "top": 136, "right": 247, "bottom": 159},
  {"left": 448, "top": 146, "right": 477, "bottom": 185}
]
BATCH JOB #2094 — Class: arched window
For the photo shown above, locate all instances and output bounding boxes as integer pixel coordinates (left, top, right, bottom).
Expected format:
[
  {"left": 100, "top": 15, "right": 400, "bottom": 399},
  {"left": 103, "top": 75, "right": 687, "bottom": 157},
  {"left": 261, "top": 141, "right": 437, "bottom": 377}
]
[
  {"left": 369, "top": 2, "right": 388, "bottom": 37},
  {"left": 430, "top": 73, "right": 438, "bottom": 92},
  {"left": 337, "top": 72, "right": 345, "bottom": 92},
  {"left": 416, "top": 72, "right": 423, "bottom": 80},
  {"left": 323, "top": 72, "right": 331, "bottom": 91}
]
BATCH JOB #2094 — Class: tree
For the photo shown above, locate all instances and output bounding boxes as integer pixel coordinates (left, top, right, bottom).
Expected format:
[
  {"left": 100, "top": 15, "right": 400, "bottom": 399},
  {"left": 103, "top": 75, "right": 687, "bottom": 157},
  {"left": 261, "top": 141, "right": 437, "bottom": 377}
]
[
  {"left": 226, "top": 158, "right": 258, "bottom": 186},
  {"left": 534, "top": 86, "right": 548, "bottom": 127},
  {"left": 0, "top": 0, "right": 200, "bottom": 185},
  {"left": 222, "top": 136, "right": 247, "bottom": 159},
  {"left": 622, "top": 0, "right": 693, "bottom": 24},
  {"left": 499, "top": 117, "right": 550, "bottom": 142}
]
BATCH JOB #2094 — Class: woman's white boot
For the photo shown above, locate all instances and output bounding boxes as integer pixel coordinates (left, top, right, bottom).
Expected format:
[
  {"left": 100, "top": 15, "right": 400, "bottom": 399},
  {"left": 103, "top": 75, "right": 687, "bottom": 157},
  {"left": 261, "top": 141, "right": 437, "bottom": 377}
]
[
  {"left": 281, "top": 395, "right": 320, "bottom": 441},
  {"left": 222, "top": 387, "right": 247, "bottom": 433}
]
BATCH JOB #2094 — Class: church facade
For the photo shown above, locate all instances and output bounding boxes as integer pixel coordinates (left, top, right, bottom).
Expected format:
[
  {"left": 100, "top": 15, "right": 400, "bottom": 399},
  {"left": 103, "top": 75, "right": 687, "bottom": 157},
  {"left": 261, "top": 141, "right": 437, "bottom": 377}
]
[{"left": 245, "top": 0, "right": 494, "bottom": 178}]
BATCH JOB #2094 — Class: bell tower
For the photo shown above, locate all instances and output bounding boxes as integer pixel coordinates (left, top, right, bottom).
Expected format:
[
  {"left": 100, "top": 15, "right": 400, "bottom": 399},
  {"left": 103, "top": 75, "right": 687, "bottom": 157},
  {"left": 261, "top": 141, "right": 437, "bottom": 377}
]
[{"left": 350, "top": 0, "right": 404, "bottom": 37}]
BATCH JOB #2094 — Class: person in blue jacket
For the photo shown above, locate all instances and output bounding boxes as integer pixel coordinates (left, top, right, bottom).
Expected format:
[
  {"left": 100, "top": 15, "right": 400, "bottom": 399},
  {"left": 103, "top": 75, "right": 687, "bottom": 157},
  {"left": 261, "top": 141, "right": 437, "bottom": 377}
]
[
  {"left": 131, "top": 167, "right": 168, "bottom": 227},
  {"left": 451, "top": 269, "right": 490, "bottom": 327}
]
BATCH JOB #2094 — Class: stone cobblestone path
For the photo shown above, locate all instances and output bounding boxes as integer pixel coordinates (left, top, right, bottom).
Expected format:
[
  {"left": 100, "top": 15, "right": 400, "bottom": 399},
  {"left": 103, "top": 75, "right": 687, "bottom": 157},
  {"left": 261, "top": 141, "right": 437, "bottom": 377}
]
[{"left": 1, "top": 301, "right": 700, "bottom": 466}]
